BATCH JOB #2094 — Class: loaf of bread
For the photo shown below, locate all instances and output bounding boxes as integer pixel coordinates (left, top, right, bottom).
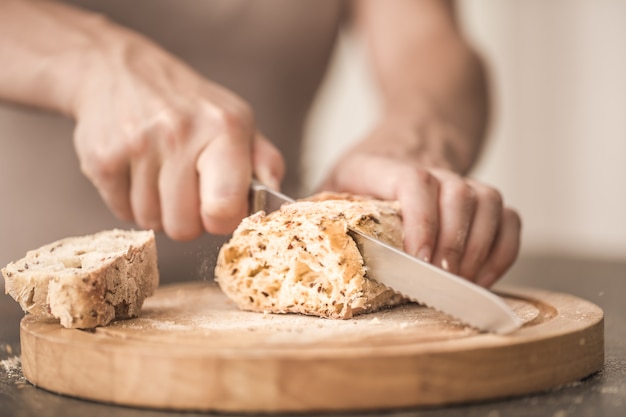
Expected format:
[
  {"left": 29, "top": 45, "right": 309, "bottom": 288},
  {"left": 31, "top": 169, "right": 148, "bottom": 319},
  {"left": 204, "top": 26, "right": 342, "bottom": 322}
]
[
  {"left": 215, "top": 192, "right": 407, "bottom": 319},
  {"left": 2, "top": 229, "right": 159, "bottom": 329}
]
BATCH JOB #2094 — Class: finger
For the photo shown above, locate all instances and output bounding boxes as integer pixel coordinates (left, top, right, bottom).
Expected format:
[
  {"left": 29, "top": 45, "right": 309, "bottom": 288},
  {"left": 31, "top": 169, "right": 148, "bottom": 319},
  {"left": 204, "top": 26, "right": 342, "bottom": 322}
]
[
  {"left": 430, "top": 173, "right": 477, "bottom": 275},
  {"left": 458, "top": 182, "right": 503, "bottom": 281},
  {"left": 95, "top": 166, "right": 133, "bottom": 223},
  {"left": 129, "top": 142, "right": 162, "bottom": 231},
  {"left": 397, "top": 169, "right": 440, "bottom": 261},
  {"left": 127, "top": 107, "right": 191, "bottom": 232},
  {"left": 475, "top": 207, "right": 522, "bottom": 288},
  {"left": 321, "top": 154, "right": 440, "bottom": 260},
  {"left": 196, "top": 132, "right": 252, "bottom": 235},
  {"left": 252, "top": 132, "right": 285, "bottom": 191},
  {"left": 74, "top": 127, "right": 133, "bottom": 223},
  {"left": 159, "top": 150, "right": 203, "bottom": 240}
]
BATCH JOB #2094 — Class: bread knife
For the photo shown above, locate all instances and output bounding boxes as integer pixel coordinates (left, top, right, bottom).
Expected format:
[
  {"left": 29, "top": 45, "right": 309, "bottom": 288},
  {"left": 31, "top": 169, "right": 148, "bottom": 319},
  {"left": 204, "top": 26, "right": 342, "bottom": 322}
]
[{"left": 249, "top": 180, "right": 522, "bottom": 334}]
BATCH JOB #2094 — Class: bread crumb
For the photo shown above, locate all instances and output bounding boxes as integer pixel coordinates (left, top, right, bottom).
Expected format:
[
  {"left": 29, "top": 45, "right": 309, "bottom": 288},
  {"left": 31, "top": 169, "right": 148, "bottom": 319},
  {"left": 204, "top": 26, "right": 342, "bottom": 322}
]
[{"left": 1, "top": 356, "right": 22, "bottom": 378}]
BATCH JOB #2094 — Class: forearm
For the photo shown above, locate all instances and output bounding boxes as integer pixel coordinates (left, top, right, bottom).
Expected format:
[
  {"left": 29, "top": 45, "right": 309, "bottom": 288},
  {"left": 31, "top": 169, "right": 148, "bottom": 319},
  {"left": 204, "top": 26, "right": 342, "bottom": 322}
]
[
  {"left": 352, "top": 0, "right": 489, "bottom": 174},
  {"left": 0, "top": 0, "right": 121, "bottom": 116},
  {"left": 324, "top": 1, "right": 519, "bottom": 284}
]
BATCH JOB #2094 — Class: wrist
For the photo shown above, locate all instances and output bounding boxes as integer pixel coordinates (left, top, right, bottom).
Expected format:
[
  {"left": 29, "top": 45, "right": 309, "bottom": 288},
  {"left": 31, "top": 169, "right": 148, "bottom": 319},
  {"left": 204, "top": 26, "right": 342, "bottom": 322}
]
[
  {"left": 364, "top": 105, "right": 478, "bottom": 175},
  {"left": 65, "top": 16, "right": 136, "bottom": 118}
]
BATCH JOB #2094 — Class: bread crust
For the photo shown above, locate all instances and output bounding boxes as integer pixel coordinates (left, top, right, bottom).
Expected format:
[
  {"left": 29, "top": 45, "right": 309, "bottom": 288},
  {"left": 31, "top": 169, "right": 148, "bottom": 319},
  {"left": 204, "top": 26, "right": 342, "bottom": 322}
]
[
  {"left": 215, "top": 193, "right": 407, "bottom": 319},
  {"left": 2, "top": 229, "right": 159, "bottom": 328}
]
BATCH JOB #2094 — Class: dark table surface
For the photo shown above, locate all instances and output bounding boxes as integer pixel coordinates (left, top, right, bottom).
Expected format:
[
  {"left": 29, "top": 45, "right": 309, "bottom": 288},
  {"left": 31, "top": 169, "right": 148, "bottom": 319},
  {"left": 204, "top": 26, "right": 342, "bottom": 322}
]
[{"left": 1, "top": 254, "right": 625, "bottom": 417}]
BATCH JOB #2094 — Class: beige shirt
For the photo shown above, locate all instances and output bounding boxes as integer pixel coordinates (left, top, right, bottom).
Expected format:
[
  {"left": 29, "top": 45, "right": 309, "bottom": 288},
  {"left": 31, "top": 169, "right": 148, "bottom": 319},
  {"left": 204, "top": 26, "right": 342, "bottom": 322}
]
[{"left": 0, "top": 0, "right": 344, "bottom": 282}]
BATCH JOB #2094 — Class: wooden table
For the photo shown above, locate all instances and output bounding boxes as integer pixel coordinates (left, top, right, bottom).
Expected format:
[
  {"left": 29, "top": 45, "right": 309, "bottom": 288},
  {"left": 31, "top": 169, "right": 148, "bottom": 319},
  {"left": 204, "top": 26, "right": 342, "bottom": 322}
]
[{"left": 2, "top": 255, "right": 625, "bottom": 417}]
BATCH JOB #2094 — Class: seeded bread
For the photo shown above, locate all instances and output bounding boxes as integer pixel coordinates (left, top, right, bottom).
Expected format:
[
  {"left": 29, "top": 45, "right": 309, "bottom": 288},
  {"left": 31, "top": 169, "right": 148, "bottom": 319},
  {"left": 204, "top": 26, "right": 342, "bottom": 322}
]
[
  {"left": 215, "top": 192, "right": 407, "bottom": 319},
  {"left": 2, "top": 229, "right": 159, "bottom": 329}
]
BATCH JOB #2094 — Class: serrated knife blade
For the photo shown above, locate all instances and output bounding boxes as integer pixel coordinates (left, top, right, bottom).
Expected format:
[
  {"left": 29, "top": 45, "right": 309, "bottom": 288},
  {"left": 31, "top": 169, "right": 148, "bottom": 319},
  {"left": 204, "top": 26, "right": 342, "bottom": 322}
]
[{"left": 249, "top": 180, "right": 522, "bottom": 334}]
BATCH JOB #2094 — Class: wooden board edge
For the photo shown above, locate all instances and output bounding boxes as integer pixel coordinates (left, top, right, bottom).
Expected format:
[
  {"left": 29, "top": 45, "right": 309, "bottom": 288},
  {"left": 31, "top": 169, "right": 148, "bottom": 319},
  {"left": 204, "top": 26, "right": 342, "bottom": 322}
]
[{"left": 19, "top": 285, "right": 605, "bottom": 413}]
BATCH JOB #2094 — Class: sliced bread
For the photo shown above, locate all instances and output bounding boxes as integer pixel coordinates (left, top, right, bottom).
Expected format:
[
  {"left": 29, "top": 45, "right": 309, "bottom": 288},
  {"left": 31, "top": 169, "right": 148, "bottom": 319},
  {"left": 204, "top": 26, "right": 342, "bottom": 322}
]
[
  {"left": 2, "top": 229, "right": 158, "bottom": 328},
  {"left": 215, "top": 192, "right": 407, "bottom": 319}
]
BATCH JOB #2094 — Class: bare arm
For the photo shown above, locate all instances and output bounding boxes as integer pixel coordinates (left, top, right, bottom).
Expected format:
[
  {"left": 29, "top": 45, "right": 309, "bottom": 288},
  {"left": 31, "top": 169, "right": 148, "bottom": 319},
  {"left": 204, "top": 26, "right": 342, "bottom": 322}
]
[
  {"left": 353, "top": 0, "right": 488, "bottom": 173},
  {"left": 0, "top": 0, "right": 284, "bottom": 240},
  {"left": 322, "top": 0, "right": 520, "bottom": 287},
  {"left": 0, "top": 0, "right": 106, "bottom": 114}
]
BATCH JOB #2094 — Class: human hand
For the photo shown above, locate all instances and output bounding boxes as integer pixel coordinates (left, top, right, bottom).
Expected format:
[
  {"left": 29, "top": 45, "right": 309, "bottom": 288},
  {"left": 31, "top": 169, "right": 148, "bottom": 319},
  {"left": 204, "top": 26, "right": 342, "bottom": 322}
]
[
  {"left": 71, "top": 30, "right": 284, "bottom": 240},
  {"left": 318, "top": 117, "right": 521, "bottom": 288}
]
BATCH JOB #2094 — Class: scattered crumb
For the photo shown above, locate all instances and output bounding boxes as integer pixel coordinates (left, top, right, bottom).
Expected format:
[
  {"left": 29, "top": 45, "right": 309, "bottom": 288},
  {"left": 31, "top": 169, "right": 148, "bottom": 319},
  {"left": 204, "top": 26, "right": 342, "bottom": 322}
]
[
  {"left": 1, "top": 355, "right": 22, "bottom": 378},
  {"left": 600, "top": 386, "right": 620, "bottom": 395}
]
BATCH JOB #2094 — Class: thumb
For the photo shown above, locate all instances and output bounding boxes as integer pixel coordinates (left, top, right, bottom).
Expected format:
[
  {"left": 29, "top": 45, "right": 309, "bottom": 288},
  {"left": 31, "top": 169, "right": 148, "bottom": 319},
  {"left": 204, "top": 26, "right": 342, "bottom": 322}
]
[
  {"left": 196, "top": 133, "right": 252, "bottom": 234},
  {"left": 252, "top": 132, "right": 285, "bottom": 191}
]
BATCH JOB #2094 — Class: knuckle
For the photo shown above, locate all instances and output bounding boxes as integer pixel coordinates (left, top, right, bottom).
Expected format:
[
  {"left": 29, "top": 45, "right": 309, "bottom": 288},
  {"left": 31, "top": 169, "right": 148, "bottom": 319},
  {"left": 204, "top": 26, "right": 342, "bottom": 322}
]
[
  {"left": 446, "top": 178, "right": 476, "bottom": 201},
  {"left": 396, "top": 166, "right": 438, "bottom": 195},
  {"left": 144, "top": 109, "right": 192, "bottom": 152},
  {"left": 475, "top": 184, "right": 504, "bottom": 208},
  {"left": 211, "top": 100, "right": 254, "bottom": 138},
  {"left": 124, "top": 130, "right": 151, "bottom": 157},
  {"left": 442, "top": 179, "right": 477, "bottom": 212},
  {"left": 80, "top": 143, "right": 124, "bottom": 183},
  {"left": 233, "top": 100, "right": 254, "bottom": 125},
  {"left": 410, "top": 167, "right": 437, "bottom": 188}
]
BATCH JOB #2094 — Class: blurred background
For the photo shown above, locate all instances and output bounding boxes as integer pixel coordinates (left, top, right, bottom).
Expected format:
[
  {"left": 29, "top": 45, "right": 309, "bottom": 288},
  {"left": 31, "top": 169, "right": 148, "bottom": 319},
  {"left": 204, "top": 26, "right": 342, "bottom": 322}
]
[
  {"left": 1, "top": 0, "right": 624, "bottom": 284},
  {"left": 302, "top": 0, "right": 626, "bottom": 261}
]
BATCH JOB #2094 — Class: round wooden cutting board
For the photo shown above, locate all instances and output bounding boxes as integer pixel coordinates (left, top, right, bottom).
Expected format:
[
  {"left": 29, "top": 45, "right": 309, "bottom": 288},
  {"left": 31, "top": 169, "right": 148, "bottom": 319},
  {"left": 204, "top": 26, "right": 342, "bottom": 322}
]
[{"left": 20, "top": 282, "right": 604, "bottom": 413}]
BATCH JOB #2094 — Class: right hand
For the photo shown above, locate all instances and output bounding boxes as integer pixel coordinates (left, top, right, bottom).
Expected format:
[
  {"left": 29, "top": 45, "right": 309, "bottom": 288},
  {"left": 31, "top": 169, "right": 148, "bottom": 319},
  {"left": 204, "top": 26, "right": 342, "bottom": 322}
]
[{"left": 71, "top": 29, "right": 284, "bottom": 240}]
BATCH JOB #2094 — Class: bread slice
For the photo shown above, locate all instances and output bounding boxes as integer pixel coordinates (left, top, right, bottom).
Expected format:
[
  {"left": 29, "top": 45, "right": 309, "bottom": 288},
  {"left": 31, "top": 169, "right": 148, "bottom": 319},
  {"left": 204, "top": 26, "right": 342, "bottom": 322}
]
[
  {"left": 2, "top": 229, "right": 159, "bottom": 329},
  {"left": 215, "top": 192, "right": 407, "bottom": 319}
]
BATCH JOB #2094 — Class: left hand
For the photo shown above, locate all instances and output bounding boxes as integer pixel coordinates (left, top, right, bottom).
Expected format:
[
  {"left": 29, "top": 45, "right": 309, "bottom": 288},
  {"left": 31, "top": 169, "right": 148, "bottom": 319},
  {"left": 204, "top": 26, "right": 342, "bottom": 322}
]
[{"left": 318, "top": 117, "right": 522, "bottom": 288}]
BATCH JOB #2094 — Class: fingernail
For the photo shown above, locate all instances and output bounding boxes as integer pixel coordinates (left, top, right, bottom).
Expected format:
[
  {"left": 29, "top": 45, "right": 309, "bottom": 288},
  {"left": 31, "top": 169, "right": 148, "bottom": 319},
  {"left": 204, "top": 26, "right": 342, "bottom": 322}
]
[
  {"left": 441, "top": 258, "right": 450, "bottom": 271},
  {"left": 255, "top": 167, "right": 281, "bottom": 191},
  {"left": 416, "top": 246, "right": 431, "bottom": 263},
  {"left": 267, "top": 176, "right": 280, "bottom": 192}
]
